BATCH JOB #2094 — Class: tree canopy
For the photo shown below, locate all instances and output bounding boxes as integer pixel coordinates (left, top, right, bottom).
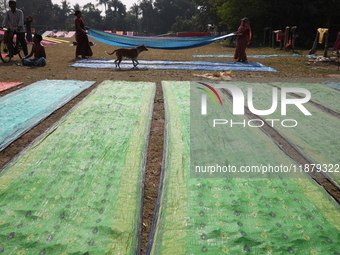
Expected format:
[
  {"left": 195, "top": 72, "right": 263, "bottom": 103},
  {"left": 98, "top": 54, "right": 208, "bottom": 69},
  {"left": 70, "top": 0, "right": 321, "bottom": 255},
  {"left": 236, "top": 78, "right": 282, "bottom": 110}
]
[{"left": 0, "top": 0, "right": 338, "bottom": 48}]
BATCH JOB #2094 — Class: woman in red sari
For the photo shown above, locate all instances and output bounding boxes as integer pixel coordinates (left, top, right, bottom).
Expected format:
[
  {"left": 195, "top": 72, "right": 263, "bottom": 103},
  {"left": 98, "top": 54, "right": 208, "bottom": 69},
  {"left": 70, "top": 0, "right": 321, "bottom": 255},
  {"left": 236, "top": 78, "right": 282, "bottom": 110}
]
[
  {"left": 74, "top": 10, "right": 93, "bottom": 59},
  {"left": 234, "top": 17, "right": 252, "bottom": 62}
]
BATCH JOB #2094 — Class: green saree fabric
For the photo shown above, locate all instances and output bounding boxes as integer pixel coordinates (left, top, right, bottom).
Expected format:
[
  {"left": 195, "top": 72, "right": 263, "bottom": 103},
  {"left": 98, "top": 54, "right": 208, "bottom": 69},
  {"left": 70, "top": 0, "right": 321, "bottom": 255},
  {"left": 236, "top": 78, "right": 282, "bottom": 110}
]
[
  {"left": 0, "top": 81, "right": 155, "bottom": 254},
  {"left": 148, "top": 81, "right": 340, "bottom": 255},
  {"left": 231, "top": 82, "right": 340, "bottom": 187}
]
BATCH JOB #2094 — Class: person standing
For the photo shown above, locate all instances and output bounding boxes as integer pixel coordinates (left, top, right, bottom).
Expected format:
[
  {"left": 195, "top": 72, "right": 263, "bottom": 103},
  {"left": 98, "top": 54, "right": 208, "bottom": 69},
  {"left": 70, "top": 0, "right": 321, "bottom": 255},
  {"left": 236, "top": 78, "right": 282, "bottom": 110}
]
[
  {"left": 0, "top": 0, "right": 28, "bottom": 56},
  {"left": 74, "top": 10, "right": 93, "bottom": 59},
  {"left": 234, "top": 17, "right": 252, "bottom": 63},
  {"left": 25, "top": 15, "right": 34, "bottom": 42}
]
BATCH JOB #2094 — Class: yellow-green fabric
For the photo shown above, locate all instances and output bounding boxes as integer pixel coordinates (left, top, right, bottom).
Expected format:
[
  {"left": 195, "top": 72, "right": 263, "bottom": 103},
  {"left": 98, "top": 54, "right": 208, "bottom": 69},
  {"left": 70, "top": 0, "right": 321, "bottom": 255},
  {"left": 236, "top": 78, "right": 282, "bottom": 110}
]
[
  {"left": 148, "top": 81, "right": 340, "bottom": 255},
  {"left": 271, "top": 82, "right": 339, "bottom": 118},
  {"left": 233, "top": 82, "right": 340, "bottom": 187},
  {"left": 0, "top": 81, "right": 155, "bottom": 254}
]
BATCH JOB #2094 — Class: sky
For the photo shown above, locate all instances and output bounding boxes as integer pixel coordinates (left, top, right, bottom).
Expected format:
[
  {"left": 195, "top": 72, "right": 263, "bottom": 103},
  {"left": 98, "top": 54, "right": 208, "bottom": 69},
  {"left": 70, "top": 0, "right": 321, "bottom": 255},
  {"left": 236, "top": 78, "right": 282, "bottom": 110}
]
[{"left": 51, "top": 0, "right": 137, "bottom": 12}]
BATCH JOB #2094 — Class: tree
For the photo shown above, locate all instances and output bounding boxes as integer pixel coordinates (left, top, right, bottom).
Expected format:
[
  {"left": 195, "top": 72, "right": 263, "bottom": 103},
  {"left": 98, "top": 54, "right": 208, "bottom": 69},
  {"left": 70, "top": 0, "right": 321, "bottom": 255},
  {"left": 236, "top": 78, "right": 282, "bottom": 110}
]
[
  {"left": 217, "top": 0, "right": 268, "bottom": 33},
  {"left": 19, "top": 0, "right": 55, "bottom": 30},
  {"left": 82, "top": 3, "right": 103, "bottom": 29},
  {"left": 97, "top": 0, "right": 109, "bottom": 14},
  {"left": 153, "top": 0, "right": 196, "bottom": 33},
  {"left": 72, "top": 3, "right": 81, "bottom": 13},
  {"left": 103, "top": 0, "right": 126, "bottom": 31},
  {"left": 58, "top": 1, "right": 72, "bottom": 30},
  {"left": 139, "top": 0, "right": 155, "bottom": 34},
  {"left": 107, "top": 0, "right": 126, "bottom": 17},
  {"left": 192, "top": 0, "right": 220, "bottom": 30},
  {"left": 0, "top": 0, "right": 6, "bottom": 13},
  {"left": 172, "top": 15, "right": 198, "bottom": 33},
  {"left": 192, "top": 0, "right": 340, "bottom": 47},
  {"left": 126, "top": 3, "right": 141, "bottom": 32}
]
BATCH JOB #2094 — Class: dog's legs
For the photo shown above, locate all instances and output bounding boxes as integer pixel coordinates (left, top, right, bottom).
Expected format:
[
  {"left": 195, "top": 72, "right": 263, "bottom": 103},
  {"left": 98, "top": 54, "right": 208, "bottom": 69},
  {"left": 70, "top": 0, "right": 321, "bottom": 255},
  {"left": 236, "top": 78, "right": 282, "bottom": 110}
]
[
  {"left": 132, "top": 58, "right": 139, "bottom": 68},
  {"left": 115, "top": 56, "right": 123, "bottom": 69},
  {"left": 114, "top": 53, "right": 123, "bottom": 69}
]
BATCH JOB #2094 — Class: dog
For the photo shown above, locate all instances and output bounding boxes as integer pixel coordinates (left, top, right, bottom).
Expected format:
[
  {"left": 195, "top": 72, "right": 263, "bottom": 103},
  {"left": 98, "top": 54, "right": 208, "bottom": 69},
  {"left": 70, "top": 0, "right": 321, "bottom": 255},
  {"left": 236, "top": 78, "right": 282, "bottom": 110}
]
[{"left": 106, "top": 45, "right": 148, "bottom": 69}]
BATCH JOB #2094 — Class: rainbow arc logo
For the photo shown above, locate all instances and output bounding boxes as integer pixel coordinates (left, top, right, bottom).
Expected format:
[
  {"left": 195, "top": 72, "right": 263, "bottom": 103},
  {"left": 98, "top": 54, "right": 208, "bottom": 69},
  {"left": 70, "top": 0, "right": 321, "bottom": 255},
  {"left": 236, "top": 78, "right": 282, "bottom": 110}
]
[
  {"left": 197, "top": 82, "right": 222, "bottom": 115},
  {"left": 197, "top": 82, "right": 222, "bottom": 105}
]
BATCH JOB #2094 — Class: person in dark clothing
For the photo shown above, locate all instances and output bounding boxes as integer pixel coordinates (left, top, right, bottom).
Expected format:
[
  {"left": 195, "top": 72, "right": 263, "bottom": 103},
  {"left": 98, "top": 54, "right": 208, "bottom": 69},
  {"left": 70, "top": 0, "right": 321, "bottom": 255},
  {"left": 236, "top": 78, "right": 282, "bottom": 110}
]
[{"left": 0, "top": 0, "right": 28, "bottom": 56}]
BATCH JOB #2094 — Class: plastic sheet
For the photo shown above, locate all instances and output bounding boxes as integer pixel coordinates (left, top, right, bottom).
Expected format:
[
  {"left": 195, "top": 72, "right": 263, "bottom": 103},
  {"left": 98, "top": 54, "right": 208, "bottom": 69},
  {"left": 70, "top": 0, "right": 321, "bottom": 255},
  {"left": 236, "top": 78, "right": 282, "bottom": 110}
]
[
  {"left": 147, "top": 81, "right": 340, "bottom": 254},
  {"left": 0, "top": 79, "right": 95, "bottom": 151},
  {"left": 0, "top": 81, "right": 156, "bottom": 254}
]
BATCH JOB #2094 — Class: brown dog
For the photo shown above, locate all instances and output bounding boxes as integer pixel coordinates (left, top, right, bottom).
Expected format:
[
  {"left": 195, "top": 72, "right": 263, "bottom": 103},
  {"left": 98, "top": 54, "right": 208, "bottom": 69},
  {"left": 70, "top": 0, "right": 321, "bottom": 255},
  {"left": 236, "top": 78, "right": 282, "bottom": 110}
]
[{"left": 106, "top": 45, "right": 148, "bottom": 68}]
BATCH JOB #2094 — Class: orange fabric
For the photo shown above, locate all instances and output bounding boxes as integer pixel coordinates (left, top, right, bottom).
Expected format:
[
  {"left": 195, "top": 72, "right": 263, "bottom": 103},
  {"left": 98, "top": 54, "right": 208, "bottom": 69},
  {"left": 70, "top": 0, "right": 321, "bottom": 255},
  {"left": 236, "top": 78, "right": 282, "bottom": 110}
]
[{"left": 0, "top": 82, "right": 22, "bottom": 92}]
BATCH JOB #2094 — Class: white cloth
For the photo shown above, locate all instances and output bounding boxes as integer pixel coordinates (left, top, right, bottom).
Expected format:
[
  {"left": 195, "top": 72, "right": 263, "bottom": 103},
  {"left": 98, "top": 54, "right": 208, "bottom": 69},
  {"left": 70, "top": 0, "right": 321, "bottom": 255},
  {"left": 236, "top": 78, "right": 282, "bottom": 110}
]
[{"left": 2, "top": 9, "right": 26, "bottom": 32}]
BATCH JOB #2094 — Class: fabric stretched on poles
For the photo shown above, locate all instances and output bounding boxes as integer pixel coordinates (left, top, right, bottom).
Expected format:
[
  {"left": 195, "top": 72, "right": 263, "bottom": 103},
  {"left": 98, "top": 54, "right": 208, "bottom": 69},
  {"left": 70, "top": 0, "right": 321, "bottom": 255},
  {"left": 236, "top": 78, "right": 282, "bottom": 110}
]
[
  {"left": 230, "top": 82, "right": 340, "bottom": 187},
  {"left": 0, "top": 79, "right": 95, "bottom": 151},
  {"left": 147, "top": 81, "right": 340, "bottom": 255},
  {"left": 0, "top": 81, "right": 155, "bottom": 254},
  {"left": 88, "top": 29, "right": 235, "bottom": 50}
]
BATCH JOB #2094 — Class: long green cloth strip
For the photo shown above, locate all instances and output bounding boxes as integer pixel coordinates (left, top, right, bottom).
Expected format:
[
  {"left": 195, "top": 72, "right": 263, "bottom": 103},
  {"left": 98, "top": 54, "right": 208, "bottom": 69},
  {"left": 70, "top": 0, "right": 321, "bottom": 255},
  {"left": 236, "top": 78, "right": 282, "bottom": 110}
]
[
  {"left": 271, "top": 82, "right": 340, "bottom": 114},
  {"left": 230, "top": 82, "right": 340, "bottom": 187},
  {"left": 0, "top": 81, "right": 155, "bottom": 254},
  {"left": 0, "top": 79, "right": 95, "bottom": 151},
  {"left": 148, "top": 81, "right": 340, "bottom": 255}
]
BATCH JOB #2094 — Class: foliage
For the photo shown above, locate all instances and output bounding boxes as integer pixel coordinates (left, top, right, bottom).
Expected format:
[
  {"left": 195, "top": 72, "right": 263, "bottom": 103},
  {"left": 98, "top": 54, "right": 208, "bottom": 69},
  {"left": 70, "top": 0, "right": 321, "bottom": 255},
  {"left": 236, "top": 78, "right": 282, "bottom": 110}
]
[
  {"left": 82, "top": 3, "right": 102, "bottom": 30},
  {"left": 1, "top": 0, "right": 338, "bottom": 48},
  {"left": 192, "top": 0, "right": 340, "bottom": 47},
  {"left": 172, "top": 16, "right": 198, "bottom": 33},
  {"left": 153, "top": 0, "right": 196, "bottom": 34},
  {"left": 0, "top": 0, "right": 6, "bottom": 13}
]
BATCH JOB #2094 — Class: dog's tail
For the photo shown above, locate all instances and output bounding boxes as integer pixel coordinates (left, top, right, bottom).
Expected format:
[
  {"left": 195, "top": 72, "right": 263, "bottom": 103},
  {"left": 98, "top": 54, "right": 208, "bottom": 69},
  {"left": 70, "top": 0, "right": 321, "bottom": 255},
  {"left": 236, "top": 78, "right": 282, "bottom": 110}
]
[{"left": 105, "top": 50, "right": 116, "bottom": 55}]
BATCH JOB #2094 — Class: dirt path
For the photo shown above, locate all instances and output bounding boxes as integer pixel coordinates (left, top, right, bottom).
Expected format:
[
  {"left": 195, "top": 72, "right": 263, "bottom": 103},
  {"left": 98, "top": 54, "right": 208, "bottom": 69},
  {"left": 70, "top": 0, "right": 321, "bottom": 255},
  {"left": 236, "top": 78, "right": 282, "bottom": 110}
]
[{"left": 1, "top": 38, "right": 340, "bottom": 254}]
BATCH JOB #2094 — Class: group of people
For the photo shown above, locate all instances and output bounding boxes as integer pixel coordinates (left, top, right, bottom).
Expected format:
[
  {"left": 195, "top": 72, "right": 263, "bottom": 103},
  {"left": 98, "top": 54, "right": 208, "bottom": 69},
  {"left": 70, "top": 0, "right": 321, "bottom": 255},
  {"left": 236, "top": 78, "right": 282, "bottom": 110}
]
[
  {"left": 1, "top": 0, "right": 46, "bottom": 66},
  {"left": 1, "top": 1, "right": 93, "bottom": 67},
  {"left": 1, "top": 1, "right": 251, "bottom": 66}
]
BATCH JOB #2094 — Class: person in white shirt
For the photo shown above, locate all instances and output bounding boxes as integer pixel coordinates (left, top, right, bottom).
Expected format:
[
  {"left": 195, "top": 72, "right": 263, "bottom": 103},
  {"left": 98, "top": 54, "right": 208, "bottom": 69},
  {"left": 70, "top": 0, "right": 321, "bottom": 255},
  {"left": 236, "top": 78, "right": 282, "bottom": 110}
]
[{"left": 0, "top": 0, "right": 28, "bottom": 56}]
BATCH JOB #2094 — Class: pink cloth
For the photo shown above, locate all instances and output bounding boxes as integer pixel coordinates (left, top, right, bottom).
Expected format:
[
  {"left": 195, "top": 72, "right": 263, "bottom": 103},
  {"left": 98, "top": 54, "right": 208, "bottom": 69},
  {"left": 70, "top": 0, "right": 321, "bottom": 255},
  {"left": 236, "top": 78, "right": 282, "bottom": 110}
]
[{"left": 0, "top": 82, "right": 23, "bottom": 92}]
